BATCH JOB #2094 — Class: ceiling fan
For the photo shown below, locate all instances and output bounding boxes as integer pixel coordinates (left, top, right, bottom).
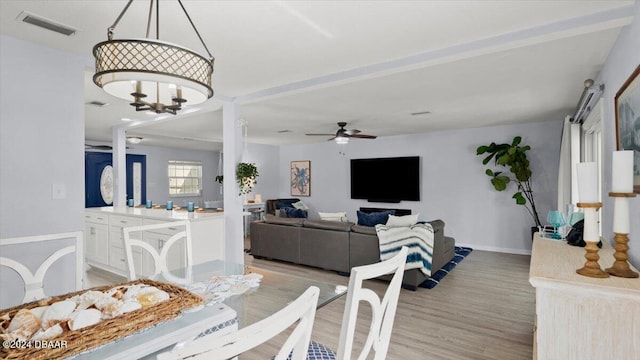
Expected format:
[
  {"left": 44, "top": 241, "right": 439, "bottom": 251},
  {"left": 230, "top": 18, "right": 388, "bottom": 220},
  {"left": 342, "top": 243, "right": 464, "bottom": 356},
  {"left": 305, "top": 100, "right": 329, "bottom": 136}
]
[
  {"left": 305, "top": 122, "right": 377, "bottom": 144},
  {"left": 85, "top": 144, "right": 130, "bottom": 151}
]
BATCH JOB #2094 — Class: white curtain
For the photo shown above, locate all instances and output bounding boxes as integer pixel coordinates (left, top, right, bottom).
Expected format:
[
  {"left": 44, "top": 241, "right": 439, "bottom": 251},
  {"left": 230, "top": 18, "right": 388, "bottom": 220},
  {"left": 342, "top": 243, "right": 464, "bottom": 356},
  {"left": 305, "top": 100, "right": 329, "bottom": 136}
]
[{"left": 558, "top": 116, "right": 583, "bottom": 213}]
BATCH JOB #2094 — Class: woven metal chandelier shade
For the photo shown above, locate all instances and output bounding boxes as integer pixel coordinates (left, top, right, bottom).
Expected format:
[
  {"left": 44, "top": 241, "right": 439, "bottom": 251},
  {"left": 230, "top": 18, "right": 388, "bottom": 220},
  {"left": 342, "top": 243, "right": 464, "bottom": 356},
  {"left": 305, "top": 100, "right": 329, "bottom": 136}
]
[{"left": 93, "top": 0, "right": 214, "bottom": 115}]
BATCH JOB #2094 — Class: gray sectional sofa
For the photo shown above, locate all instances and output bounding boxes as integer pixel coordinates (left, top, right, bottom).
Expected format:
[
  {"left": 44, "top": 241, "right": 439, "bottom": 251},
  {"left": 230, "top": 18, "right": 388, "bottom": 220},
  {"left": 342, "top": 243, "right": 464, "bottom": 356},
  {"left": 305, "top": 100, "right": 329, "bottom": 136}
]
[{"left": 250, "top": 215, "right": 456, "bottom": 290}]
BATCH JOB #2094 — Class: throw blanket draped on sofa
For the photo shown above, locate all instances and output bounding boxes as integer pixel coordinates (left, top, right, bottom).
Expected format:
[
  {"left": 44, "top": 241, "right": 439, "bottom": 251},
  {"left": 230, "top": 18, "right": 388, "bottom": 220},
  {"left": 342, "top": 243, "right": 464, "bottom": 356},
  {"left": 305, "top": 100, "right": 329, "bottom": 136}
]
[{"left": 375, "top": 223, "right": 434, "bottom": 276}]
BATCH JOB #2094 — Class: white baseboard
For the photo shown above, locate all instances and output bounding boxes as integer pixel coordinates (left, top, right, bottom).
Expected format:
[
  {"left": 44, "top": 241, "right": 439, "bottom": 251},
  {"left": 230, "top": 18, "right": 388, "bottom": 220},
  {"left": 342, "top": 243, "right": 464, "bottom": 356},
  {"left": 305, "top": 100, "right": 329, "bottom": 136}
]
[{"left": 457, "top": 242, "right": 532, "bottom": 255}]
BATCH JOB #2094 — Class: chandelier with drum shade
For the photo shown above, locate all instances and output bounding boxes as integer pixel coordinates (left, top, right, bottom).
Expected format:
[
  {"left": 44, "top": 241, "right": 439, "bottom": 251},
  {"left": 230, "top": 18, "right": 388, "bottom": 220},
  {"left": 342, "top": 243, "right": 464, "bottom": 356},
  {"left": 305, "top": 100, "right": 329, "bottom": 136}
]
[{"left": 93, "top": 0, "right": 214, "bottom": 115}]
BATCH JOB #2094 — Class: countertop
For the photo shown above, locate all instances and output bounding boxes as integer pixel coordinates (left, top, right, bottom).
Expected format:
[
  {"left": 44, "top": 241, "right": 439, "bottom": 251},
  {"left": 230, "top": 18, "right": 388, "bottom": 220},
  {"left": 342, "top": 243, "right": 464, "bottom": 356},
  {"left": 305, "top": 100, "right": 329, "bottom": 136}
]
[{"left": 86, "top": 206, "right": 224, "bottom": 222}]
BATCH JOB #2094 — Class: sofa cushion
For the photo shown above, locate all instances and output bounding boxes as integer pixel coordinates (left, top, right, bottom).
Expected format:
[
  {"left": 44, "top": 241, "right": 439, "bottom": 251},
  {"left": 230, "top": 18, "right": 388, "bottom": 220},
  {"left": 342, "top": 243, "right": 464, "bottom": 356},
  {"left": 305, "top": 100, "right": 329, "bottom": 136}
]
[
  {"left": 386, "top": 214, "right": 419, "bottom": 228},
  {"left": 356, "top": 210, "right": 394, "bottom": 227},
  {"left": 425, "top": 219, "right": 445, "bottom": 236},
  {"left": 263, "top": 214, "right": 304, "bottom": 227},
  {"left": 282, "top": 207, "right": 308, "bottom": 218},
  {"left": 351, "top": 224, "right": 378, "bottom": 235},
  {"left": 303, "top": 219, "right": 353, "bottom": 232},
  {"left": 318, "top": 211, "right": 348, "bottom": 222}
]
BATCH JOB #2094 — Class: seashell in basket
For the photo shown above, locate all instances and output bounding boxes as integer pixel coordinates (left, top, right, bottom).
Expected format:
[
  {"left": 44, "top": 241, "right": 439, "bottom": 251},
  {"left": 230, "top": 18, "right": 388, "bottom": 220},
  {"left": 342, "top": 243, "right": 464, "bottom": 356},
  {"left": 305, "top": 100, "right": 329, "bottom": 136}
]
[
  {"left": 41, "top": 300, "right": 76, "bottom": 329},
  {"left": 122, "top": 284, "right": 149, "bottom": 300},
  {"left": 72, "top": 290, "right": 109, "bottom": 310},
  {"left": 120, "top": 300, "right": 142, "bottom": 314},
  {"left": 31, "top": 323, "right": 63, "bottom": 340},
  {"left": 98, "top": 298, "right": 123, "bottom": 319},
  {"left": 105, "top": 285, "right": 127, "bottom": 300},
  {"left": 7, "top": 309, "right": 41, "bottom": 340},
  {"left": 0, "top": 313, "right": 11, "bottom": 330},
  {"left": 68, "top": 309, "right": 102, "bottom": 331},
  {"left": 136, "top": 287, "right": 170, "bottom": 307},
  {"left": 30, "top": 305, "right": 49, "bottom": 320}
]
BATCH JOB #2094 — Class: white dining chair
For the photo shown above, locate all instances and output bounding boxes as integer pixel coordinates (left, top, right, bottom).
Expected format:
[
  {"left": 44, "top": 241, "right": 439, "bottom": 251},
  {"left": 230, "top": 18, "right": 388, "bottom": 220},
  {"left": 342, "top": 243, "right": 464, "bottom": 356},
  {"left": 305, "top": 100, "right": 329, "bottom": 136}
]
[
  {"left": 306, "top": 246, "right": 408, "bottom": 360},
  {"left": 0, "top": 231, "right": 84, "bottom": 307},
  {"left": 122, "top": 220, "right": 193, "bottom": 285},
  {"left": 157, "top": 286, "right": 320, "bottom": 360}
]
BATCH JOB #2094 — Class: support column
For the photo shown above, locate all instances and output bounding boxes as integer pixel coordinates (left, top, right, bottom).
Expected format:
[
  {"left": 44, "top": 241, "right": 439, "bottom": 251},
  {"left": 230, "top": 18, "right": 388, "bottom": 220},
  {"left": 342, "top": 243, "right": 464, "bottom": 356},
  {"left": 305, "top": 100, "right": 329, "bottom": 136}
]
[
  {"left": 112, "top": 127, "right": 127, "bottom": 207},
  {"left": 222, "top": 101, "right": 244, "bottom": 265}
]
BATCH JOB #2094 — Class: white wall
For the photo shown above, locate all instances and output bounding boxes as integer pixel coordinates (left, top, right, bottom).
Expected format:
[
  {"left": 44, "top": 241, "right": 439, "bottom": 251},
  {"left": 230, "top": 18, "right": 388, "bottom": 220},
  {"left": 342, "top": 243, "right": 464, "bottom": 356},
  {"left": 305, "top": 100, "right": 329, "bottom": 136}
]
[
  {"left": 279, "top": 120, "right": 562, "bottom": 254},
  {"left": 597, "top": 0, "right": 640, "bottom": 268},
  {"left": 0, "top": 35, "right": 85, "bottom": 237},
  {"left": 0, "top": 35, "right": 85, "bottom": 303},
  {"left": 242, "top": 143, "right": 281, "bottom": 201}
]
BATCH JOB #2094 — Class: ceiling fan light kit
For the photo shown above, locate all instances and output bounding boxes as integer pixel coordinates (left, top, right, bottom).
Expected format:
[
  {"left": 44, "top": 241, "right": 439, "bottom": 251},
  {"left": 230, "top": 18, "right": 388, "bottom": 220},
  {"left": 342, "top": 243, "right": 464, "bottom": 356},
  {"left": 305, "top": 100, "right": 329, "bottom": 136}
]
[
  {"left": 93, "top": 0, "right": 214, "bottom": 115},
  {"left": 126, "top": 136, "right": 143, "bottom": 144}
]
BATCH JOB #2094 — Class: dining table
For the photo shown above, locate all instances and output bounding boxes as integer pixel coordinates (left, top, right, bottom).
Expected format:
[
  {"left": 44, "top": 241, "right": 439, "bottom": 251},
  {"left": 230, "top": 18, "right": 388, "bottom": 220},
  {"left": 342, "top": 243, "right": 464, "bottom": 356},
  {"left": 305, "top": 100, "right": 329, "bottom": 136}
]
[{"left": 72, "top": 260, "right": 347, "bottom": 359}]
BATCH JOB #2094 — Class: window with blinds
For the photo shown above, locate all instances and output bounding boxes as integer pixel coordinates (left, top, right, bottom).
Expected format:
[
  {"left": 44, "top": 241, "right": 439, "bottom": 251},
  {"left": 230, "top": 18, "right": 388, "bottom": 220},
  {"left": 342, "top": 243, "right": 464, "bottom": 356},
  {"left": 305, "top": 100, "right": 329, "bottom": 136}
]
[{"left": 168, "top": 160, "right": 203, "bottom": 196}]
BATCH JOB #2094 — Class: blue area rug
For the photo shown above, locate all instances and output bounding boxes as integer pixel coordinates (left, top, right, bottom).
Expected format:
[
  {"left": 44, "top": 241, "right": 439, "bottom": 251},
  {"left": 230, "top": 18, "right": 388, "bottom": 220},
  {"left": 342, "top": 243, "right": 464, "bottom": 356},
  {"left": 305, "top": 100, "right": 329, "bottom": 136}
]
[{"left": 419, "top": 246, "right": 473, "bottom": 289}]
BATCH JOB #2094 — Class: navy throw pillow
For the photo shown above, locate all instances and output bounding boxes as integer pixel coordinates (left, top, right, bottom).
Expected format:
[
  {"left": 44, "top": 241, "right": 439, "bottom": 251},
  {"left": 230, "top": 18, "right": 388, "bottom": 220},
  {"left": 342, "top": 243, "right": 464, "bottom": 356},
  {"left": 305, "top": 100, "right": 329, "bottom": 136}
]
[
  {"left": 283, "top": 207, "right": 307, "bottom": 218},
  {"left": 356, "top": 210, "right": 395, "bottom": 227},
  {"left": 275, "top": 199, "right": 299, "bottom": 210}
]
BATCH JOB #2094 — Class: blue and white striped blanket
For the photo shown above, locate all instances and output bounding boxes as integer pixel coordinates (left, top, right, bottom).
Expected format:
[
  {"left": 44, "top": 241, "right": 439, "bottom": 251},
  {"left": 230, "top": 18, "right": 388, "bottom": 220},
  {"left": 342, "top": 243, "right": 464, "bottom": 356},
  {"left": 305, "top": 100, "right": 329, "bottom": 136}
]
[{"left": 375, "top": 223, "right": 434, "bottom": 276}]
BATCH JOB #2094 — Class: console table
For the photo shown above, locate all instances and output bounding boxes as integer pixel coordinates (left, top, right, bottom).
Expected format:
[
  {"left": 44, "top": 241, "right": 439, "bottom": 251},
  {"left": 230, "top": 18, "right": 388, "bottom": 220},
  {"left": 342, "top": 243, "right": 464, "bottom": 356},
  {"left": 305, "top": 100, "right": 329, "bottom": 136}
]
[{"left": 529, "top": 233, "right": 640, "bottom": 359}]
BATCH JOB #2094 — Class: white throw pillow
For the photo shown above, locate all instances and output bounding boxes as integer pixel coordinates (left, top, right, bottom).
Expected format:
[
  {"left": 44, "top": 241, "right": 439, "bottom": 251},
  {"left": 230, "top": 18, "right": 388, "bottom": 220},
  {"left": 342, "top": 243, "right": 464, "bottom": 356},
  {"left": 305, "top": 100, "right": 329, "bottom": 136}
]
[
  {"left": 319, "top": 211, "right": 348, "bottom": 222},
  {"left": 385, "top": 214, "right": 419, "bottom": 228}
]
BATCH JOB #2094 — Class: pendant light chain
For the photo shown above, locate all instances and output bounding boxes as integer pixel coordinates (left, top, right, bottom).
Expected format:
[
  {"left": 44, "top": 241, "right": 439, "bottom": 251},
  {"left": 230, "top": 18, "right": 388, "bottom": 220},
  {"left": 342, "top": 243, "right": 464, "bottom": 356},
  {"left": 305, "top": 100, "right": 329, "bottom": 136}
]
[
  {"left": 107, "top": 0, "right": 134, "bottom": 39},
  {"left": 145, "top": 0, "right": 153, "bottom": 38}
]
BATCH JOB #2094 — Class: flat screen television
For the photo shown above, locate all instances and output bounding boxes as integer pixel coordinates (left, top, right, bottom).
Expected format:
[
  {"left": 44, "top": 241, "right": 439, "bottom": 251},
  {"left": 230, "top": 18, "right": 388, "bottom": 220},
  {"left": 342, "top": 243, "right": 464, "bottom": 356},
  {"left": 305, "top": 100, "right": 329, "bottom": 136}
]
[{"left": 350, "top": 156, "right": 420, "bottom": 202}]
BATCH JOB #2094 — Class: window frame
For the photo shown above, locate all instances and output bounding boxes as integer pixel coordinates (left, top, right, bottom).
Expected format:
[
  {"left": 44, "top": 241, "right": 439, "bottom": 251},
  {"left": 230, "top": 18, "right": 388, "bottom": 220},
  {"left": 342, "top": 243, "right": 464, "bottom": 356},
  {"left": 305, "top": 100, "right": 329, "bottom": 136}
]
[{"left": 168, "top": 160, "right": 203, "bottom": 197}]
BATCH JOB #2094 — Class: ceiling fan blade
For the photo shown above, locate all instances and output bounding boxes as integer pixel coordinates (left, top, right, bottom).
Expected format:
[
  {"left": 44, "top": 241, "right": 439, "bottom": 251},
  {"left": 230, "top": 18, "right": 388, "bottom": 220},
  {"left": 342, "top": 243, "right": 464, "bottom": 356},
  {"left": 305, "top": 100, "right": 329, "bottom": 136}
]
[
  {"left": 85, "top": 144, "right": 113, "bottom": 150},
  {"left": 351, "top": 134, "right": 377, "bottom": 139},
  {"left": 305, "top": 133, "right": 335, "bottom": 136},
  {"left": 344, "top": 129, "right": 361, "bottom": 135},
  {"left": 327, "top": 137, "right": 336, "bottom": 141}
]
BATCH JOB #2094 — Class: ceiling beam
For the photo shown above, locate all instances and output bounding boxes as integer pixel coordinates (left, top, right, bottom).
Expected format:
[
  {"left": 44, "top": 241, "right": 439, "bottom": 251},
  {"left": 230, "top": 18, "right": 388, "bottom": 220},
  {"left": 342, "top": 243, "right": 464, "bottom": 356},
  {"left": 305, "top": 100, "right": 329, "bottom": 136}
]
[{"left": 234, "top": 5, "right": 634, "bottom": 105}]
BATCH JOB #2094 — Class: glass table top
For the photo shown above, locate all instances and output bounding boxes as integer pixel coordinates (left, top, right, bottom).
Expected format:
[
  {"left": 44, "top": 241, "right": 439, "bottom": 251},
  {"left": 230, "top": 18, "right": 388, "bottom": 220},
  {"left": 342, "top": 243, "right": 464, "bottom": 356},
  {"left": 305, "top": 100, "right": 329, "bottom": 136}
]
[
  {"left": 164, "top": 260, "right": 346, "bottom": 328},
  {"left": 73, "top": 260, "right": 345, "bottom": 359}
]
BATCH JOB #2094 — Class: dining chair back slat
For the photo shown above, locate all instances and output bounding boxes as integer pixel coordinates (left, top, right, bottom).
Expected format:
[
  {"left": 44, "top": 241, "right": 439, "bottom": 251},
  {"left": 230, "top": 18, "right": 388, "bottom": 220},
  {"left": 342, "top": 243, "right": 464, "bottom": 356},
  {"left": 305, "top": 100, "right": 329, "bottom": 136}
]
[
  {"left": 157, "top": 286, "right": 320, "bottom": 360},
  {"left": 0, "top": 231, "right": 83, "bottom": 307},
  {"left": 121, "top": 221, "right": 193, "bottom": 285},
  {"left": 336, "top": 246, "right": 408, "bottom": 360}
]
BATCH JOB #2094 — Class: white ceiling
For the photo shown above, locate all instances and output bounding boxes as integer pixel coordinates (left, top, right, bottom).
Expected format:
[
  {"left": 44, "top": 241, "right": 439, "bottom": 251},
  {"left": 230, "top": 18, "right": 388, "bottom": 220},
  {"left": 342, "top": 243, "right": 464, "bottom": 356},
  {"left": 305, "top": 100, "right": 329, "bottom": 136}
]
[{"left": 1, "top": 0, "right": 636, "bottom": 151}]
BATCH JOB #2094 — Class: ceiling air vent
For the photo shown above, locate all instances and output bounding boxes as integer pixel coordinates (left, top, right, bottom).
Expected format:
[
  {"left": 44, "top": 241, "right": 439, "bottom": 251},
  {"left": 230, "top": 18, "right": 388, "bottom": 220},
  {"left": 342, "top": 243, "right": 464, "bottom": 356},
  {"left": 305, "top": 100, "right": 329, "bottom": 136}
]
[
  {"left": 86, "top": 100, "right": 110, "bottom": 107},
  {"left": 17, "top": 11, "right": 77, "bottom": 36}
]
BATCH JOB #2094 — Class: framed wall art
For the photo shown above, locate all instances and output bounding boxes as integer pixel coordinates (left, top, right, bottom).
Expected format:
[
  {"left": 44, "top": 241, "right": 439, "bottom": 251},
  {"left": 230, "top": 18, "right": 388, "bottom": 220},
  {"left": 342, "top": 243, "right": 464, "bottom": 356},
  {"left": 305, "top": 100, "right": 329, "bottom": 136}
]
[
  {"left": 291, "top": 160, "right": 311, "bottom": 197},
  {"left": 615, "top": 64, "right": 640, "bottom": 193}
]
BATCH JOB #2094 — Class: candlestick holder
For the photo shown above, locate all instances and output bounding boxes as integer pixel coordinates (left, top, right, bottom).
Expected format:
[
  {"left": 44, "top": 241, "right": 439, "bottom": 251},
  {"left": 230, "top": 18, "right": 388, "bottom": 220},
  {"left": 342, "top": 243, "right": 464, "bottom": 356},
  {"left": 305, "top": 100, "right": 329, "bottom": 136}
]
[
  {"left": 576, "top": 202, "right": 609, "bottom": 278},
  {"left": 605, "top": 192, "right": 638, "bottom": 278}
]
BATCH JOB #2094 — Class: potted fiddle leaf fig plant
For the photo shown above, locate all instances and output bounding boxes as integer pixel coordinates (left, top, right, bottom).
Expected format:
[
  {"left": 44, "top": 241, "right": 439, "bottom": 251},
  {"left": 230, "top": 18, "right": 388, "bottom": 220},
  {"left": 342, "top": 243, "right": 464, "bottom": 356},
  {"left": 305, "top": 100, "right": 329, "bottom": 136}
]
[
  {"left": 236, "top": 162, "right": 259, "bottom": 195},
  {"left": 476, "top": 136, "right": 542, "bottom": 229}
]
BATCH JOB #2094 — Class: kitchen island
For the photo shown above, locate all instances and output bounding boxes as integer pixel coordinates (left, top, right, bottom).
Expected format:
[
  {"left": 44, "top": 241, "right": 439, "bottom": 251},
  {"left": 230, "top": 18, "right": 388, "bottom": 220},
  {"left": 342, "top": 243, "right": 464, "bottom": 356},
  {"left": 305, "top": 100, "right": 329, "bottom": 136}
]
[{"left": 84, "top": 206, "right": 224, "bottom": 277}]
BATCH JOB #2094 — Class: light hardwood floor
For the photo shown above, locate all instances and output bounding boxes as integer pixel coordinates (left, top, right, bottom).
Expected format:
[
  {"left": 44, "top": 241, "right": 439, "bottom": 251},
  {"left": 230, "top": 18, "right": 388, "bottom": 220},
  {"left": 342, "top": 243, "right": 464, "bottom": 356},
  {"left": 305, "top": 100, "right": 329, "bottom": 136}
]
[{"left": 86, "top": 242, "right": 535, "bottom": 360}]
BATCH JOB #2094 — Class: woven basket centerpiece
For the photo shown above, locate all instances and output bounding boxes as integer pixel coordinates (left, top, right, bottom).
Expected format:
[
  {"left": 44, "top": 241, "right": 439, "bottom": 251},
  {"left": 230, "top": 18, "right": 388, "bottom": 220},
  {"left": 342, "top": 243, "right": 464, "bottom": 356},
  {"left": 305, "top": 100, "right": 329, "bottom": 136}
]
[{"left": 0, "top": 279, "right": 203, "bottom": 360}]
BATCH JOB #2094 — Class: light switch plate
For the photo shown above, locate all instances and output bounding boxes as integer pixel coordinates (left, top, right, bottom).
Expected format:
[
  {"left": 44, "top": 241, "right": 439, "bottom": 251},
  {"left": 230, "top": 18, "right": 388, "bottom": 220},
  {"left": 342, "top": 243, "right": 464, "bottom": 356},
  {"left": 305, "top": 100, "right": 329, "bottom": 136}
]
[{"left": 52, "top": 183, "right": 66, "bottom": 199}]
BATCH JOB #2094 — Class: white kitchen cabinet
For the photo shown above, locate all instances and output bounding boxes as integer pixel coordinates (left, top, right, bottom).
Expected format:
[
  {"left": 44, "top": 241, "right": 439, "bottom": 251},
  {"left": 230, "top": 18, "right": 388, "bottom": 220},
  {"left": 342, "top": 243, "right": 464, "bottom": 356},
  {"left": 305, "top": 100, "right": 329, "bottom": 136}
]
[
  {"left": 84, "top": 212, "right": 109, "bottom": 265},
  {"left": 84, "top": 207, "right": 225, "bottom": 277}
]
